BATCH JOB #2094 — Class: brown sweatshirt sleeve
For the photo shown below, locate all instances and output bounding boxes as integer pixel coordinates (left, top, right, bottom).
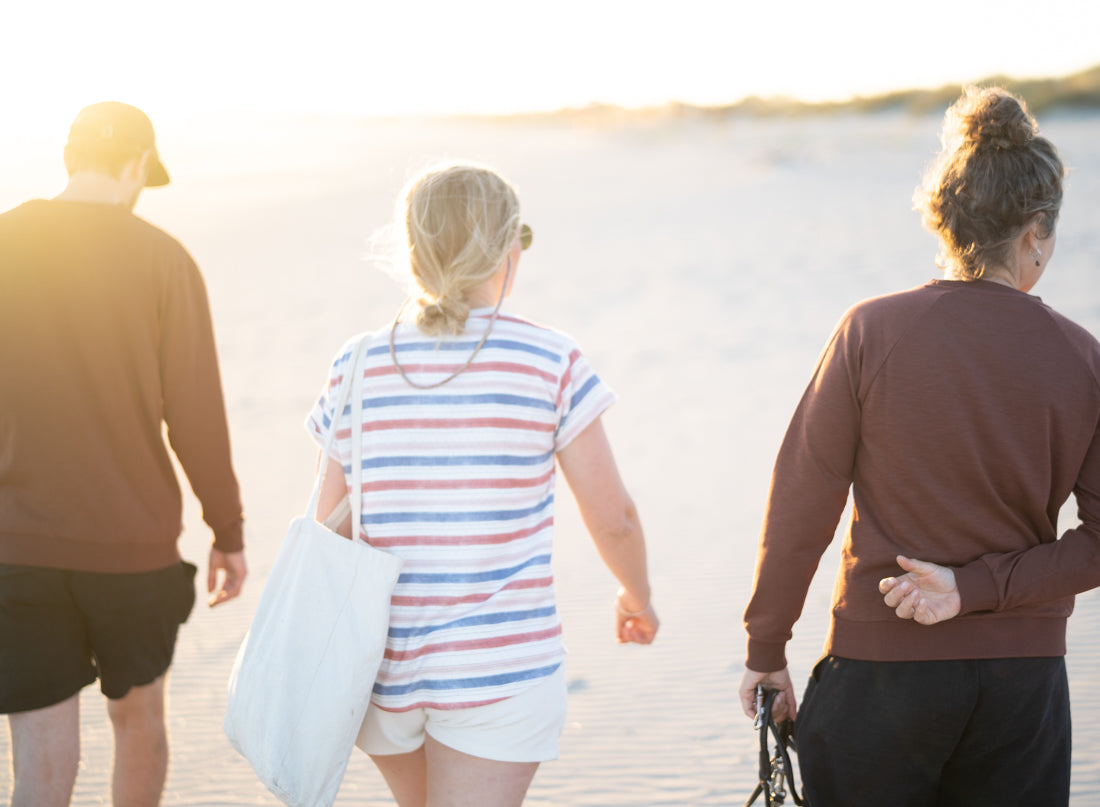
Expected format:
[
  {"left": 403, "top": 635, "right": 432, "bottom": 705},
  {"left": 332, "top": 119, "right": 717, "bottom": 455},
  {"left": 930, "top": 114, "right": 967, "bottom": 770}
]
[
  {"left": 159, "top": 249, "right": 244, "bottom": 552},
  {"left": 744, "top": 315, "right": 860, "bottom": 672},
  {"left": 953, "top": 420, "right": 1100, "bottom": 615}
]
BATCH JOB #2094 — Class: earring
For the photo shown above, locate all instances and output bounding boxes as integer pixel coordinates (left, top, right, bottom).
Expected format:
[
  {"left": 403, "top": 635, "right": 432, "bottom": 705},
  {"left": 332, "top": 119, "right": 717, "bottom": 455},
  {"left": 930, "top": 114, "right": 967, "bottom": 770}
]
[{"left": 1030, "top": 247, "right": 1042, "bottom": 267}]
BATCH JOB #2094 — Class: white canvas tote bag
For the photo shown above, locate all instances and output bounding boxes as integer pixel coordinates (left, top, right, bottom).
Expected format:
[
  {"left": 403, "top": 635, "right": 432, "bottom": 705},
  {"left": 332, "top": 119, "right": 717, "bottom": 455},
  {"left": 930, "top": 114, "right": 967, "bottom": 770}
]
[{"left": 224, "top": 334, "right": 403, "bottom": 807}]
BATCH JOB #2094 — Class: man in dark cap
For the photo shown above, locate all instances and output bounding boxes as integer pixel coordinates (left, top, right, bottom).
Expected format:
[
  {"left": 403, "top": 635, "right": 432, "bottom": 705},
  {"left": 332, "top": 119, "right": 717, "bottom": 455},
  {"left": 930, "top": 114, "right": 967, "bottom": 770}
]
[{"left": 0, "top": 102, "right": 247, "bottom": 806}]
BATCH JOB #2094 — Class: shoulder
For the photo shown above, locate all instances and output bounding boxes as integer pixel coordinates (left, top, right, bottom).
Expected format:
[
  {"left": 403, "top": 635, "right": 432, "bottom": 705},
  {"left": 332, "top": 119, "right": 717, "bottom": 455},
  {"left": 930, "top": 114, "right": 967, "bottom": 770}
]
[
  {"left": 841, "top": 283, "right": 946, "bottom": 327},
  {"left": 2, "top": 202, "right": 201, "bottom": 295},
  {"left": 127, "top": 213, "right": 196, "bottom": 265},
  {"left": 3, "top": 201, "right": 189, "bottom": 255},
  {"left": 1037, "top": 303, "right": 1100, "bottom": 383},
  {"left": 486, "top": 312, "right": 586, "bottom": 366},
  {"left": 810, "top": 284, "right": 954, "bottom": 385},
  {"left": 330, "top": 330, "right": 382, "bottom": 373},
  {"left": 0, "top": 200, "right": 39, "bottom": 223},
  {"left": 0, "top": 199, "right": 63, "bottom": 224},
  {"left": 1039, "top": 301, "right": 1100, "bottom": 348},
  {"left": 824, "top": 284, "right": 947, "bottom": 355}
]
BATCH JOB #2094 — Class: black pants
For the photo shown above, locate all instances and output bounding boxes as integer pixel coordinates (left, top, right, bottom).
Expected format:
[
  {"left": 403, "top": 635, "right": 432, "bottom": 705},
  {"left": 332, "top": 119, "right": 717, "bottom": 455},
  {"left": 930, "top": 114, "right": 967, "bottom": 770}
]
[{"left": 796, "top": 656, "right": 1071, "bottom": 807}]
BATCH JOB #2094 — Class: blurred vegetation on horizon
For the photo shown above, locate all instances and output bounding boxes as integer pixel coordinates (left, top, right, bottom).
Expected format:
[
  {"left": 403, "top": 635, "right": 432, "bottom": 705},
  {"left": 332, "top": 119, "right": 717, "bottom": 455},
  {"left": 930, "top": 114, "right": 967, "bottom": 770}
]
[{"left": 496, "top": 63, "right": 1100, "bottom": 125}]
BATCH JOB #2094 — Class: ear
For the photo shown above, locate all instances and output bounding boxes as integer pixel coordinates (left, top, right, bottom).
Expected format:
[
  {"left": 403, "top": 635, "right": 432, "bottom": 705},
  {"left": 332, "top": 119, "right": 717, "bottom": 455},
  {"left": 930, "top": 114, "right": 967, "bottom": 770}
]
[{"left": 1027, "top": 213, "right": 1052, "bottom": 242}]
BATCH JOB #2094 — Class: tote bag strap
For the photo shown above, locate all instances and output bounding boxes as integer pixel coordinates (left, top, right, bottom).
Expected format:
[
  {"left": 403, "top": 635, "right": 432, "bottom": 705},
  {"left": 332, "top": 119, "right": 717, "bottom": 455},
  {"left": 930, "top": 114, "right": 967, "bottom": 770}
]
[
  {"left": 349, "top": 339, "right": 365, "bottom": 543},
  {"left": 306, "top": 335, "right": 371, "bottom": 525}
]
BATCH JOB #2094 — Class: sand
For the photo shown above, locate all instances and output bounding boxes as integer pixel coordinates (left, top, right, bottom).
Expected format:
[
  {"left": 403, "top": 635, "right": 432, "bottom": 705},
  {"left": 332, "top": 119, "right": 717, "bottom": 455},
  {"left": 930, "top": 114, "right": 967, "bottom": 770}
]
[{"left": 2, "top": 109, "right": 1100, "bottom": 804}]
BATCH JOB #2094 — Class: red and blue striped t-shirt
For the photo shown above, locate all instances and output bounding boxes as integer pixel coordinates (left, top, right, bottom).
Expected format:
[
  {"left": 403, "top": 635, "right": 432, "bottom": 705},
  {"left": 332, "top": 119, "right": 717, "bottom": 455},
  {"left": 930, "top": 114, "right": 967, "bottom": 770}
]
[{"left": 306, "top": 308, "right": 615, "bottom": 711}]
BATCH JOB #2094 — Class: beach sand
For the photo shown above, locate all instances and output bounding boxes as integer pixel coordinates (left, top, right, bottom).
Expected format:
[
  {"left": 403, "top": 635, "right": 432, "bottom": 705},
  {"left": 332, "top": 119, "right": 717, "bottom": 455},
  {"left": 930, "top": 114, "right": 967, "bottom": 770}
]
[{"left": 2, "top": 109, "right": 1100, "bottom": 804}]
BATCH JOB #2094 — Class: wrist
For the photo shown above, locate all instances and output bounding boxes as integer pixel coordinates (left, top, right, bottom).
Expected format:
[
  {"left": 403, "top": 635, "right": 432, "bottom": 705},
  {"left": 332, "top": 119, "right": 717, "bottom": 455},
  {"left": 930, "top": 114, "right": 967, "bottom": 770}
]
[{"left": 616, "top": 587, "right": 651, "bottom": 617}]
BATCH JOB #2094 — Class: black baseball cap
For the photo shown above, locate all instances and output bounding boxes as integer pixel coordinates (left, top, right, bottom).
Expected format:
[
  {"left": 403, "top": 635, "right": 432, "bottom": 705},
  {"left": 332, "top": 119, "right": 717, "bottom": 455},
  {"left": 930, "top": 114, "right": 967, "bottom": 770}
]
[{"left": 66, "top": 101, "right": 170, "bottom": 187}]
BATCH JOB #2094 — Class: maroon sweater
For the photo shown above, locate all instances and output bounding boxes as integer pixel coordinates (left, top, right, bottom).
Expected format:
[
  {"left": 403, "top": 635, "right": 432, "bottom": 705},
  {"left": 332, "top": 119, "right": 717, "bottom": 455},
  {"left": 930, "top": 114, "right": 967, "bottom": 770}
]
[
  {"left": 744, "top": 279, "right": 1100, "bottom": 672},
  {"left": 0, "top": 200, "right": 243, "bottom": 573}
]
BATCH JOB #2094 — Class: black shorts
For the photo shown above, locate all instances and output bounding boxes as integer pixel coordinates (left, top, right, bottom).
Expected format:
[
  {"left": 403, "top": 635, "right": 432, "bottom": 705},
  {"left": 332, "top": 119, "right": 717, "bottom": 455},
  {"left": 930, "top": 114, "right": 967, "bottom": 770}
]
[
  {"left": 0, "top": 561, "right": 197, "bottom": 714},
  {"left": 796, "top": 655, "right": 1071, "bottom": 807}
]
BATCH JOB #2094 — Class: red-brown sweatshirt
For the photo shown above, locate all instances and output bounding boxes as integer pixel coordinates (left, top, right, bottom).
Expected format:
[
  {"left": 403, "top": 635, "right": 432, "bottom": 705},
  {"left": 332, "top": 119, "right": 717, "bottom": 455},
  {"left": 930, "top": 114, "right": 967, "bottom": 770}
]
[
  {"left": 0, "top": 200, "right": 243, "bottom": 573},
  {"left": 744, "top": 279, "right": 1100, "bottom": 673}
]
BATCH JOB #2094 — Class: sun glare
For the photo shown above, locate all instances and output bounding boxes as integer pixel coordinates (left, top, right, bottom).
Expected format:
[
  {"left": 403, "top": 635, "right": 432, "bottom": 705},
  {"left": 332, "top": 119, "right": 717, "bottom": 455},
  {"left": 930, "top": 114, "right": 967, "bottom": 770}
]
[{"left": 3, "top": 0, "right": 1099, "bottom": 159}]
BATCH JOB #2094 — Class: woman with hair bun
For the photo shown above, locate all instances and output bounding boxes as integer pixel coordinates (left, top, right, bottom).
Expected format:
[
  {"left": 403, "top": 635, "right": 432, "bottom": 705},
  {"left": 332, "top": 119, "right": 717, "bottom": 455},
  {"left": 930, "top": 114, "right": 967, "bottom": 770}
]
[
  {"left": 740, "top": 86, "right": 1096, "bottom": 804},
  {"left": 306, "top": 163, "right": 657, "bottom": 806}
]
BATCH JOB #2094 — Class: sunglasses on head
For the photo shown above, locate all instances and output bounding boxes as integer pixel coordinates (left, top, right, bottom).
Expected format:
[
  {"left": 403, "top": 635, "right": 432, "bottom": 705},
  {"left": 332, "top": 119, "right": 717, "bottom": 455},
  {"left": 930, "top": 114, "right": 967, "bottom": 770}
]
[{"left": 520, "top": 223, "right": 533, "bottom": 251}]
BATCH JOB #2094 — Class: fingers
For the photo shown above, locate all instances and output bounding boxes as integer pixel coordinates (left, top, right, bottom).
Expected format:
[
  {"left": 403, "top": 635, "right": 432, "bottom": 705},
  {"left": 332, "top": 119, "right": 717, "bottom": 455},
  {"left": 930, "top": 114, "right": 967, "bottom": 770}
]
[
  {"left": 893, "top": 586, "right": 922, "bottom": 620},
  {"left": 616, "top": 612, "right": 659, "bottom": 644},
  {"left": 207, "top": 550, "right": 247, "bottom": 608},
  {"left": 631, "top": 620, "right": 657, "bottom": 643},
  {"left": 615, "top": 618, "right": 632, "bottom": 643},
  {"left": 757, "top": 681, "right": 797, "bottom": 722},
  {"left": 739, "top": 668, "right": 796, "bottom": 720},
  {"left": 206, "top": 579, "right": 236, "bottom": 606},
  {"left": 914, "top": 601, "right": 939, "bottom": 626},
  {"left": 209, "top": 580, "right": 240, "bottom": 607},
  {"left": 738, "top": 670, "right": 767, "bottom": 718},
  {"left": 210, "top": 568, "right": 245, "bottom": 607},
  {"left": 882, "top": 556, "right": 962, "bottom": 625},
  {"left": 896, "top": 555, "right": 935, "bottom": 577},
  {"left": 879, "top": 573, "right": 923, "bottom": 618},
  {"left": 207, "top": 566, "right": 231, "bottom": 607},
  {"left": 881, "top": 577, "right": 915, "bottom": 608},
  {"left": 913, "top": 594, "right": 961, "bottom": 626},
  {"left": 895, "top": 554, "right": 917, "bottom": 572},
  {"left": 617, "top": 621, "right": 650, "bottom": 644},
  {"left": 771, "top": 688, "right": 797, "bottom": 723},
  {"left": 739, "top": 690, "right": 756, "bottom": 719},
  {"left": 614, "top": 598, "right": 658, "bottom": 645}
]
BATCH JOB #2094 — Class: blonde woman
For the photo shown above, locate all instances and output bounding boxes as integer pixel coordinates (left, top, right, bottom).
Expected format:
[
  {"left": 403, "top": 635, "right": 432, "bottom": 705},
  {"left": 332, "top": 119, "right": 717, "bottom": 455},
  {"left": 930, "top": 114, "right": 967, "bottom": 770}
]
[
  {"left": 307, "top": 164, "right": 658, "bottom": 807},
  {"left": 741, "top": 87, "right": 1095, "bottom": 805}
]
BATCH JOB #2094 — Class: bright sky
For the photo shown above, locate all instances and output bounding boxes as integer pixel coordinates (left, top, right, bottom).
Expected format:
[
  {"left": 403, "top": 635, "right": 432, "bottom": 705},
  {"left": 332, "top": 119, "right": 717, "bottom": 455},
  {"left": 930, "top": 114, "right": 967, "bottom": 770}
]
[{"left": 4, "top": 0, "right": 1099, "bottom": 136}]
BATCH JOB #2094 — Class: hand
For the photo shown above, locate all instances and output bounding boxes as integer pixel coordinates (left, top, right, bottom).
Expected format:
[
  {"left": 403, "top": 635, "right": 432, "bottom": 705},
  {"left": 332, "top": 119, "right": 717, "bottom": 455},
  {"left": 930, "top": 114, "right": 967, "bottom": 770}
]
[
  {"left": 207, "top": 548, "right": 247, "bottom": 607},
  {"left": 878, "top": 554, "right": 961, "bottom": 625},
  {"left": 615, "top": 591, "right": 659, "bottom": 645},
  {"left": 739, "top": 666, "right": 797, "bottom": 723}
]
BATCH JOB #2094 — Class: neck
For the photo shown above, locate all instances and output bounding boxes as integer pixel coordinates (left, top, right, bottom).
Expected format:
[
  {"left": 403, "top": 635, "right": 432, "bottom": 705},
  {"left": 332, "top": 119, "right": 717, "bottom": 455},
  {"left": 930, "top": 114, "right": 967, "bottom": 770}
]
[
  {"left": 466, "top": 258, "right": 514, "bottom": 309},
  {"left": 981, "top": 272, "right": 1017, "bottom": 289},
  {"left": 465, "top": 291, "right": 500, "bottom": 309},
  {"left": 55, "top": 172, "right": 137, "bottom": 209}
]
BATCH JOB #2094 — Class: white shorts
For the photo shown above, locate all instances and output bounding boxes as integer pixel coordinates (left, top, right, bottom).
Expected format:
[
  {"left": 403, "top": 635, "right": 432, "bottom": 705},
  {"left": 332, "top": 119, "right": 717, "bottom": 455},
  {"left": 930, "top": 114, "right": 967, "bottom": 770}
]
[{"left": 356, "top": 665, "right": 567, "bottom": 763}]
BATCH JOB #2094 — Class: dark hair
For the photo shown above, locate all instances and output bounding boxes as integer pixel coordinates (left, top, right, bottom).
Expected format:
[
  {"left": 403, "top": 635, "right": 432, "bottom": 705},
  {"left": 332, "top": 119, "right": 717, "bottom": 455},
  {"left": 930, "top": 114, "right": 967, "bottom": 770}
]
[{"left": 915, "top": 86, "right": 1064, "bottom": 280}]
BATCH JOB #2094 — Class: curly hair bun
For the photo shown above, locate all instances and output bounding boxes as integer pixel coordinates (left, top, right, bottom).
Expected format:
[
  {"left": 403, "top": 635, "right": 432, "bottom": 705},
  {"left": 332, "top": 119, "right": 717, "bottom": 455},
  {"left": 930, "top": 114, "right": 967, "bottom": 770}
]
[
  {"left": 952, "top": 86, "right": 1036, "bottom": 150},
  {"left": 915, "top": 85, "right": 1064, "bottom": 281},
  {"left": 415, "top": 292, "right": 471, "bottom": 337}
]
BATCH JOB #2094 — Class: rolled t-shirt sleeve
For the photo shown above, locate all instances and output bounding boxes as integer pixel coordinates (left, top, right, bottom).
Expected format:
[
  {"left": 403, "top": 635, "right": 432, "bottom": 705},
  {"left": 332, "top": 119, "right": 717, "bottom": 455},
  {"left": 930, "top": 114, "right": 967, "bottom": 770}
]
[
  {"left": 553, "top": 345, "right": 616, "bottom": 451},
  {"left": 305, "top": 337, "right": 358, "bottom": 462}
]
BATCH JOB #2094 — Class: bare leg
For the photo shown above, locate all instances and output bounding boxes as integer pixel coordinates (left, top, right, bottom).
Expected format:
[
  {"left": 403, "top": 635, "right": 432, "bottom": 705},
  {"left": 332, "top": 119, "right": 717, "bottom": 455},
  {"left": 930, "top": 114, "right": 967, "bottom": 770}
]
[
  {"left": 106, "top": 675, "right": 168, "bottom": 807},
  {"left": 9, "top": 692, "right": 81, "bottom": 807},
  {"left": 424, "top": 735, "right": 539, "bottom": 807},
  {"left": 369, "top": 746, "right": 428, "bottom": 807}
]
